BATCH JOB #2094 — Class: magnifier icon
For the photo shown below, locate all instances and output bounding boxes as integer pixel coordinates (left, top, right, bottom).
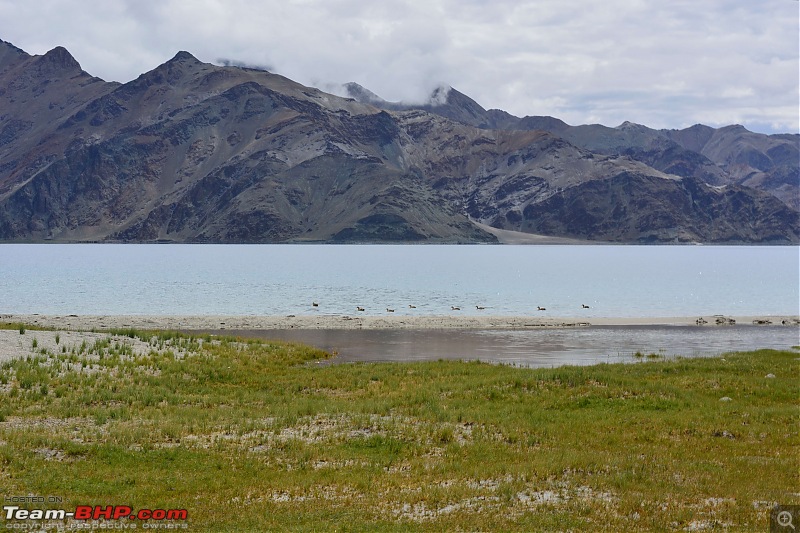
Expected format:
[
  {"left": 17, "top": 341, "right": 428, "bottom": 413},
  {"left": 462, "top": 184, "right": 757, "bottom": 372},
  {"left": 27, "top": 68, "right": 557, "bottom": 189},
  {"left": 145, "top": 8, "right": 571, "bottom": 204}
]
[{"left": 778, "top": 510, "right": 796, "bottom": 530}]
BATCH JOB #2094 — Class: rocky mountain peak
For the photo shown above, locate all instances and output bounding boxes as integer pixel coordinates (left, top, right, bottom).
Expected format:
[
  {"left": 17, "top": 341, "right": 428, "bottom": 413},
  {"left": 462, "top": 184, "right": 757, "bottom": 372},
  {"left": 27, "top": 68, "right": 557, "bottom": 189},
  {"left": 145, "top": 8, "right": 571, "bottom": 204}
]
[
  {"left": 343, "top": 82, "right": 387, "bottom": 105},
  {"left": 40, "top": 45, "right": 81, "bottom": 71},
  {"left": 169, "top": 50, "right": 201, "bottom": 64},
  {"left": 123, "top": 50, "right": 204, "bottom": 92},
  {"left": 615, "top": 120, "right": 648, "bottom": 132},
  {"left": 516, "top": 115, "right": 570, "bottom": 133},
  {"left": 419, "top": 85, "right": 493, "bottom": 127},
  {"left": 0, "top": 38, "right": 26, "bottom": 53},
  {"left": 0, "top": 38, "right": 29, "bottom": 70},
  {"left": 718, "top": 124, "right": 748, "bottom": 134},
  {"left": 427, "top": 85, "right": 451, "bottom": 105}
]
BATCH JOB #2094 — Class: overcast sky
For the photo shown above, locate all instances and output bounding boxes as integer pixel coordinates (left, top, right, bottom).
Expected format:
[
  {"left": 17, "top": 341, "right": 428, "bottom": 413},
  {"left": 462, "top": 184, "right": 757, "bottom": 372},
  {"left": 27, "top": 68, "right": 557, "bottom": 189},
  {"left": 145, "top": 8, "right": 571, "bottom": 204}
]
[{"left": 1, "top": 0, "right": 797, "bottom": 134}]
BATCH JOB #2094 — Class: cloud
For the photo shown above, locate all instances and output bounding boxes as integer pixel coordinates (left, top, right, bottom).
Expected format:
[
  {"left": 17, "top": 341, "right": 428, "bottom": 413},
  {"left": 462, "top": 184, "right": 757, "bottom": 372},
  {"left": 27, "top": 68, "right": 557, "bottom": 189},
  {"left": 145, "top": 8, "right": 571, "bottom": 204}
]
[
  {"left": 0, "top": 0, "right": 796, "bottom": 133},
  {"left": 216, "top": 58, "right": 274, "bottom": 72}
]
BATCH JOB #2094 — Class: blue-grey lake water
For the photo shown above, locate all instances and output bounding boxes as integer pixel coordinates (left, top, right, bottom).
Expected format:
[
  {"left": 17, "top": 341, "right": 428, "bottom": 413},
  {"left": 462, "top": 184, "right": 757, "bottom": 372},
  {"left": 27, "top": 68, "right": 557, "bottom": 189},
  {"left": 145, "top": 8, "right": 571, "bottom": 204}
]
[
  {"left": 1, "top": 244, "right": 798, "bottom": 366},
  {"left": 246, "top": 325, "right": 799, "bottom": 367},
  {"left": 0, "top": 244, "right": 798, "bottom": 317}
]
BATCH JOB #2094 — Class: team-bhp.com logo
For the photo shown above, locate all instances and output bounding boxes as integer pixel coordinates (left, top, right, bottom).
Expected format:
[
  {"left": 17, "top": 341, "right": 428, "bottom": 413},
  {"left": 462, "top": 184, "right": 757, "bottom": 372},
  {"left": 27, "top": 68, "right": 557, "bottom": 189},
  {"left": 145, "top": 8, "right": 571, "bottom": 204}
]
[{"left": 3, "top": 505, "right": 188, "bottom": 529}]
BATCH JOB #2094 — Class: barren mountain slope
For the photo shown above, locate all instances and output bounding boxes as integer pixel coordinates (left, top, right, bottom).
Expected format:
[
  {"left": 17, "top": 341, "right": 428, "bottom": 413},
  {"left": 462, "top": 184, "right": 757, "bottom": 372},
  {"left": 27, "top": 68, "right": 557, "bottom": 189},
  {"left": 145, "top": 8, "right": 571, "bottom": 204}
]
[
  {"left": 0, "top": 41, "right": 796, "bottom": 243},
  {"left": 346, "top": 83, "right": 799, "bottom": 212}
]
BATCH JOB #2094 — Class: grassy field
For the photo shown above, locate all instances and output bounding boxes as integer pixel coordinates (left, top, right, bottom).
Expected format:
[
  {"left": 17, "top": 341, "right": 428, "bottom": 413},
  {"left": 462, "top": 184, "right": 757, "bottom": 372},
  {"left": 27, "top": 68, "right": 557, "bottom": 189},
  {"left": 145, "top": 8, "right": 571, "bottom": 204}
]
[{"left": 0, "top": 323, "right": 797, "bottom": 531}]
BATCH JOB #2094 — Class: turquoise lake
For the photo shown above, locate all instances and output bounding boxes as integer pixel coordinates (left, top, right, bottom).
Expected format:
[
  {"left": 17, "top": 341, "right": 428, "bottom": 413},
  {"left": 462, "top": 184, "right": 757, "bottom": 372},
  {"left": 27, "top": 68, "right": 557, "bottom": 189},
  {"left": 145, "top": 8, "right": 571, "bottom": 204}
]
[{"left": 1, "top": 244, "right": 797, "bottom": 317}]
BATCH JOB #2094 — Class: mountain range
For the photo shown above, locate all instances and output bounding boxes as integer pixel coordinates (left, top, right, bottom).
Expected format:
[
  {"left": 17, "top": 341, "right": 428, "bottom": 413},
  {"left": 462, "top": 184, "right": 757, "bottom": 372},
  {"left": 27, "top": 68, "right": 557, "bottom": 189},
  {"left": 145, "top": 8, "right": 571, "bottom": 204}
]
[{"left": 1, "top": 40, "right": 797, "bottom": 244}]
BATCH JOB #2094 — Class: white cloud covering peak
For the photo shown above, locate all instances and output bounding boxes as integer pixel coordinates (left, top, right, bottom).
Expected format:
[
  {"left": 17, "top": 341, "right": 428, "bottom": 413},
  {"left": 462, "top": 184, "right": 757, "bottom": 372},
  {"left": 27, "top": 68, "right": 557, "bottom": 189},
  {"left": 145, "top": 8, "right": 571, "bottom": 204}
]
[{"left": 0, "top": 0, "right": 797, "bottom": 133}]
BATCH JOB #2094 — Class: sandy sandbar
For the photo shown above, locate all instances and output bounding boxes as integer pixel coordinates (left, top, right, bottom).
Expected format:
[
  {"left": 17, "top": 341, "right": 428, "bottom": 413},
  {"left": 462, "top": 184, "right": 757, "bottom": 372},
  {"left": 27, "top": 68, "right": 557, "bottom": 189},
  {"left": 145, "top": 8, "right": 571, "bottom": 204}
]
[{"left": 2, "top": 313, "right": 798, "bottom": 331}]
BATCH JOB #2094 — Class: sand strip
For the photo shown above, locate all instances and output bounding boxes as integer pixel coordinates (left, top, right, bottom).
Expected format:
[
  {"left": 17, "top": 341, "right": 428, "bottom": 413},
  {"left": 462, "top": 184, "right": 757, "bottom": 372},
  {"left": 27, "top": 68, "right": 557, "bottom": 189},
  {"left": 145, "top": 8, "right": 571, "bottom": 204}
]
[{"left": 2, "top": 313, "right": 798, "bottom": 331}]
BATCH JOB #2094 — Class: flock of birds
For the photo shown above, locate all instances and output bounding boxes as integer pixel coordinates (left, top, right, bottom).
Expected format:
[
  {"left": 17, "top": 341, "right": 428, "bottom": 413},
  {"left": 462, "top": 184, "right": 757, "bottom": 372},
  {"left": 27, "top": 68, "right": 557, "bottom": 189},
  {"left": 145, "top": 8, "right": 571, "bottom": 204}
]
[{"left": 310, "top": 302, "right": 591, "bottom": 312}]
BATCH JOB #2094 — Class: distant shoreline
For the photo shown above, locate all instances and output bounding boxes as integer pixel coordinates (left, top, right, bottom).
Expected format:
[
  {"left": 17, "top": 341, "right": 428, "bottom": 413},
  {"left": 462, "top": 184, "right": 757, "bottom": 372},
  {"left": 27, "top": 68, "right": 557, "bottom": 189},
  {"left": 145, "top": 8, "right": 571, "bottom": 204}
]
[{"left": 3, "top": 313, "right": 798, "bottom": 331}]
